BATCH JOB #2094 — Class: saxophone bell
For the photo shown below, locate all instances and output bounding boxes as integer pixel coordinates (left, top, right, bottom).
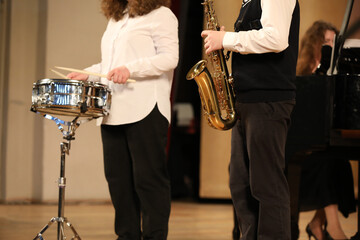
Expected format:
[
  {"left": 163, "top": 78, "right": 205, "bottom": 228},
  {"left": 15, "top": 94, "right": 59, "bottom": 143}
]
[{"left": 186, "top": 59, "right": 237, "bottom": 131}]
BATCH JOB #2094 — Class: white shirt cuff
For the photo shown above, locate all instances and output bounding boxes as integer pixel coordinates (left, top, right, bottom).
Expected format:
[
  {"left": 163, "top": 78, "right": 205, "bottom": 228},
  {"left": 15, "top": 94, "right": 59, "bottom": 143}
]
[{"left": 223, "top": 32, "right": 240, "bottom": 52}]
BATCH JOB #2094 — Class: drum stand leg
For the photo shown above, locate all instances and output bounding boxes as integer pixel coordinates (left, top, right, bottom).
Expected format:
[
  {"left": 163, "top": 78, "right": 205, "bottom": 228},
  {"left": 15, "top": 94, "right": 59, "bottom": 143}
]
[{"left": 33, "top": 136, "right": 81, "bottom": 240}]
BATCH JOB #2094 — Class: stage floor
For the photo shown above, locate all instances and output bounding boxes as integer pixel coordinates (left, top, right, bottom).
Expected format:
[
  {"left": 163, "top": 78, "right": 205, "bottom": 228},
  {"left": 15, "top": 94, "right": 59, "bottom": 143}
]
[{"left": 0, "top": 200, "right": 357, "bottom": 239}]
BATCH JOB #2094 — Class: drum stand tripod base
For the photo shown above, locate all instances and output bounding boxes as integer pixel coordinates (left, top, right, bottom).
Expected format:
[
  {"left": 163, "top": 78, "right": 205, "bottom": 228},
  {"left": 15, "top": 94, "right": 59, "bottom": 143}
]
[
  {"left": 32, "top": 115, "right": 91, "bottom": 240},
  {"left": 33, "top": 217, "right": 80, "bottom": 240}
]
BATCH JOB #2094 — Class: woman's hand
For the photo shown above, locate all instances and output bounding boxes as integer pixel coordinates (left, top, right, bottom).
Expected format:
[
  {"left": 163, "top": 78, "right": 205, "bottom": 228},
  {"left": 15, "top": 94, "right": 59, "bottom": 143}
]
[
  {"left": 107, "top": 66, "right": 130, "bottom": 84},
  {"left": 67, "top": 72, "right": 89, "bottom": 81},
  {"left": 201, "top": 26, "right": 226, "bottom": 54}
]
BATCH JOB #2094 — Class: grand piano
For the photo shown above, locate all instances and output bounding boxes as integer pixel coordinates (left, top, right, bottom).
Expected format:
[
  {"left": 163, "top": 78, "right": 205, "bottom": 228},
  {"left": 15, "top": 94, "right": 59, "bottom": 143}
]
[
  {"left": 286, "top": 0, "right": 360, "bottom": 239},
  {"left": 287, "top": 75, "right": 360, "bottom": 240}
]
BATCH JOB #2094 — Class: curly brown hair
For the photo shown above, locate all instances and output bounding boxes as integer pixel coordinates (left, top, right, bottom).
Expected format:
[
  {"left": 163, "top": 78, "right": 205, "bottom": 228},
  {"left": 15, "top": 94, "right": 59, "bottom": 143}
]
[
  {"left": 296, "top": 20, "right": 339, "bottom": 75},
  {"left": 101, "top": 0, "right": 171, "bottom": 21}
]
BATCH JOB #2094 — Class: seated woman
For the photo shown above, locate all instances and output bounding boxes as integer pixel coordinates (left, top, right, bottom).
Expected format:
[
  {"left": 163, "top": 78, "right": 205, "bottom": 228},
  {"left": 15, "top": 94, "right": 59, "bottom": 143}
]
[{"left": 296, "top": 20, "right": 357, "bottom": 240}]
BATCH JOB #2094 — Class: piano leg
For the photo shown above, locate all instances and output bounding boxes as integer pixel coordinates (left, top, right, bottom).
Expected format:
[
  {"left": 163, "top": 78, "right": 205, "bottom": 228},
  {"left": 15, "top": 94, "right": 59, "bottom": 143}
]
[
  {"left": 287, "top": 151, "right": 310, "bottom": 240},
  {"left": 351, "top": 161, "right": 360, "bottom": 240}
]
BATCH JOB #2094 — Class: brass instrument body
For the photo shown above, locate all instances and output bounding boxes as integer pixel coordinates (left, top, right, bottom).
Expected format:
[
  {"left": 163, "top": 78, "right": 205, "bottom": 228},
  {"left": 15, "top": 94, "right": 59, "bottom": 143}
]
[{"left": 186, "top": 0, "right": 237, "bottom": 130}]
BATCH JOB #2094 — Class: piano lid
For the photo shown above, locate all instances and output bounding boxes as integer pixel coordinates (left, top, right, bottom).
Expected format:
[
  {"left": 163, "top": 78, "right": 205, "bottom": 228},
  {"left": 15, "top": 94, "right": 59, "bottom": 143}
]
[{"left": 329, "top": 0, "right": 360, "bottom": 75}]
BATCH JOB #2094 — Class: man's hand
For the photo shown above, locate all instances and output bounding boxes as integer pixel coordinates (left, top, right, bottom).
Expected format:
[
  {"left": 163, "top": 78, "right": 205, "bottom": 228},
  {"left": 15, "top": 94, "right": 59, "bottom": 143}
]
[{"left": 201, "top": 26, "right": 226, "bottom": 54}]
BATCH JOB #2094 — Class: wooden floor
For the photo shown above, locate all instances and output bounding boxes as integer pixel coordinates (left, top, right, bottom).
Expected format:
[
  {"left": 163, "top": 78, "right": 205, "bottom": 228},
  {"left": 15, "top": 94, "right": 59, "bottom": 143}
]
[{"left": 0, "top": 201, "right": 357, "bottom": 240}]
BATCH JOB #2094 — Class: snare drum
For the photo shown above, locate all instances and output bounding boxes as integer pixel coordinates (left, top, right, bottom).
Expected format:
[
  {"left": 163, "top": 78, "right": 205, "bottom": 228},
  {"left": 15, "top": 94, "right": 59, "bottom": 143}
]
[{"left": 31, "top": 79, "right": 111, "bottom": 117}]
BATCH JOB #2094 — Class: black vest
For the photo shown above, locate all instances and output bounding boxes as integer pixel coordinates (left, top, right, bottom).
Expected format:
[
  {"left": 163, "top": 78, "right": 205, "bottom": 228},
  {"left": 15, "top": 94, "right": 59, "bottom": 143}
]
[{"left": 231, "top": 0, "right": 300, "bottom": 102}]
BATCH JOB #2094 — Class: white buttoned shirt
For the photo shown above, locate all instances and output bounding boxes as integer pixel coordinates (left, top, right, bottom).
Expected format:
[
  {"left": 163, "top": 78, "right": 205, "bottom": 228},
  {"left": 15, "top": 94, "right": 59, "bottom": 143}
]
[{"left": 86, "top": 6, "right": 179, "bottom": 125}]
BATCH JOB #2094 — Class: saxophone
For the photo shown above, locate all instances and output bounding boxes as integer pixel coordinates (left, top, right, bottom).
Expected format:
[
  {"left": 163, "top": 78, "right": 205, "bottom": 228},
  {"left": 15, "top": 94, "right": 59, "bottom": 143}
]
[{"left": 186, "top": 0, "right": 237, "bottom": 131}]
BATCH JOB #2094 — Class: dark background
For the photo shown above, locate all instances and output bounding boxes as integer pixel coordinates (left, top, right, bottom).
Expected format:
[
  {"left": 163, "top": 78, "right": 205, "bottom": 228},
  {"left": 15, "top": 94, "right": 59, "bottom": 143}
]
[{"left": 168, "top": 0, "right": 204, "bottom": 200}]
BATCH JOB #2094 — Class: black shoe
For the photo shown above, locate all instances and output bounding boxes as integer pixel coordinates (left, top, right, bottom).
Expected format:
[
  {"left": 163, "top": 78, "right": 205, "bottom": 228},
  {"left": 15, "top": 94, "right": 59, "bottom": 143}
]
[{"left": 306, "top": 224, "right": 319, "bottom": 240}]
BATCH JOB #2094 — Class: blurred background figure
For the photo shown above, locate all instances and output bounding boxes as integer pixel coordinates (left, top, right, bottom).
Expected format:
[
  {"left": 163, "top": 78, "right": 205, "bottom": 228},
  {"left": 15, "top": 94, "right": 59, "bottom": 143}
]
[{"left": 297, "top": 20, "right": 338, "bottom": 75}]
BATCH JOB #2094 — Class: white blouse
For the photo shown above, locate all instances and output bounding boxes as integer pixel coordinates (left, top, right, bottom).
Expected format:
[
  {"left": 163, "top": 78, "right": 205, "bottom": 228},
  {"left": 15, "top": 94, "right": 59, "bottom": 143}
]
[
  {"left": 223, "top": 0, "right": 297, "bottom": 54},
  {"left": 86, "top": 6, "right": 179, "bottom": 125}
]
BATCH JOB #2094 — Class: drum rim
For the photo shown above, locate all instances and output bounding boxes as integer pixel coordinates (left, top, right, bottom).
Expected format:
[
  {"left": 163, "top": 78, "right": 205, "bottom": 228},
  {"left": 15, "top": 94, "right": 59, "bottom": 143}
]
[
  {"left": 35, "top": 79, "right": 111, "bottom": 91},
  {"left": 34, "top": 105, "right": 108, "bottom": 117},
  {"left": 36, "top": 78, "right": 85, "bottom": 85}
]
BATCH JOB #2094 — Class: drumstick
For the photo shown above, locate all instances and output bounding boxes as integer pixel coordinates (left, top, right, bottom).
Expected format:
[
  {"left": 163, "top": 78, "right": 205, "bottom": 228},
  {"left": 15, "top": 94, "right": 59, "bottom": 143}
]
[
  {"left": 50, "top": 69, "right": 69, "bottom": 79},
  {"left": 55, "top": 66, "right": 136, "bottom": 83}
]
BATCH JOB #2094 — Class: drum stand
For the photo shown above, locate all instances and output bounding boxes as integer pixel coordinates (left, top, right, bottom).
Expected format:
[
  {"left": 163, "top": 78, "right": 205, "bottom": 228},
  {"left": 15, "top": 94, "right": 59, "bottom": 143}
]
[{"left": 33, "top": 114, "right": 93, "bottom": 240}]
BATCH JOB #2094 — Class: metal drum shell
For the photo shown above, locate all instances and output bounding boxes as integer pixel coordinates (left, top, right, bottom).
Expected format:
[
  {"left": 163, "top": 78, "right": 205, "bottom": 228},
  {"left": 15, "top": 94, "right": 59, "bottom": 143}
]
[{"left": 31, "top": 78, "right": 111, "bottom": 117}]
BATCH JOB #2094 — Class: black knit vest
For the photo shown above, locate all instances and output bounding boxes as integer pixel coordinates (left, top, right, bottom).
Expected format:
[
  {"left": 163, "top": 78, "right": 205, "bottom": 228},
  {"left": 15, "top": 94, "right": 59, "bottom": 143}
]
[{"left": 231, "top": 0, "right": 300, "bottom": 103}]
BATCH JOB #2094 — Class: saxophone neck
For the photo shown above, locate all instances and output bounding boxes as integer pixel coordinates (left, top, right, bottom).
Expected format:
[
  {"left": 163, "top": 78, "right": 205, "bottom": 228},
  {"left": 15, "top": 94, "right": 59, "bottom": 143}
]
[{"left": 203, "top": 0, "right": 220, "bottom": 31}]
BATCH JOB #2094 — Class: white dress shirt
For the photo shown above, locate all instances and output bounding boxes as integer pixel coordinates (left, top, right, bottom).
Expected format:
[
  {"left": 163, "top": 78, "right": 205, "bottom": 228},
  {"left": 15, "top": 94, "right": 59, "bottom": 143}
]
[
  {"left": 86, "top": 6, "right": 179, "bottom": 125},
  {"left": 223, "top": 0, "right": 296, "bottom": 54}
]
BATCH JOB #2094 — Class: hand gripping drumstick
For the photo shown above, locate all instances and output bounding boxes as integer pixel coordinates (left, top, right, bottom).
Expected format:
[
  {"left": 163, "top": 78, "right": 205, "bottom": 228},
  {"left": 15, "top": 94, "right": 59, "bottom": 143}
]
[{"left": 55, "top": 66, "right": 136, "bottom": 83}]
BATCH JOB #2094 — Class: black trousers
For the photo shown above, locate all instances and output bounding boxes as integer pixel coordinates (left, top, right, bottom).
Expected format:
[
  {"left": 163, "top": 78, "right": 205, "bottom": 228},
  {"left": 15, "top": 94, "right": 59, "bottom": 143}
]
[
  {"left": 101, "top": 105, "right": 171, "bottom": 240},
  {"left": 230, "top": 100, "right": 295, "bottom": 240}
]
